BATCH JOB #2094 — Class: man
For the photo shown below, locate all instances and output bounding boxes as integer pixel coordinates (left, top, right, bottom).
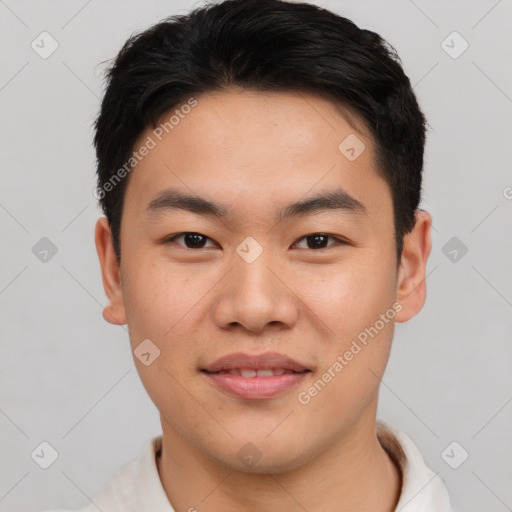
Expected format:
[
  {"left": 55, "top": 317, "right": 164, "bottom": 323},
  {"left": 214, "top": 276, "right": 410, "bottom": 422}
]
[{"left": 45, "top": 0, "right": 454, "bottom": 510}]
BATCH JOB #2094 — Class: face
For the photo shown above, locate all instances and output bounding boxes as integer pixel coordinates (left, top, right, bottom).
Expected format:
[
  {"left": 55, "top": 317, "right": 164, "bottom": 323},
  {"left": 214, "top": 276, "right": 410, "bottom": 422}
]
[{"left": 96, "top": 88, "right": 431, "bottom": 473}]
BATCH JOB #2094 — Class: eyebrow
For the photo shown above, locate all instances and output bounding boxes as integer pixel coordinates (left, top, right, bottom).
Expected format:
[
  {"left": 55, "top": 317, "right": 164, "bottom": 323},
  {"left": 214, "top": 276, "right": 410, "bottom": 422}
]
[{"left": 144, "top": 187, "right": 367, "bottom": 222}]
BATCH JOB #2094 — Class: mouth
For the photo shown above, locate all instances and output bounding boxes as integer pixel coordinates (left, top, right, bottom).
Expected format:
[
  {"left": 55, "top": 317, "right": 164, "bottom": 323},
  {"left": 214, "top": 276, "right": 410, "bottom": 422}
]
[
  {"left": 201, "top": 352, "right": 312, "bottom": 400},
  {"left": 203, "top": 368, "right": 306, "bottom": 377}
]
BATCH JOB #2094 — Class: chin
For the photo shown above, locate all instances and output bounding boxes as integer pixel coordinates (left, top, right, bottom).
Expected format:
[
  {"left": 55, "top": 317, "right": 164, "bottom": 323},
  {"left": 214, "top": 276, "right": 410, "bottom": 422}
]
[
  {"left": 226, "top": 456, "right": 305, "bottom": 475},
  {"left": 207, "top": 439, "right": 312, "bottom": 475}
]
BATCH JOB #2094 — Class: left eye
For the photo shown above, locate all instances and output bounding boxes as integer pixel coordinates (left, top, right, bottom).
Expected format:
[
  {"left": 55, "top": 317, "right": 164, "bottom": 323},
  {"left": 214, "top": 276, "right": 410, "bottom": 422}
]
[{"left": 293, "top": 234, "right": 344, "bottom": 250}]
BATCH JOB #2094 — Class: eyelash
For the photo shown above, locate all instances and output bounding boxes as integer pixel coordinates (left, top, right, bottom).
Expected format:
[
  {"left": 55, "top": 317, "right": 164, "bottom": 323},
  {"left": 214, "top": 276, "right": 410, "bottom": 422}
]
[{"left": 164, "top": 232, "right": 348, "bottom": 250}]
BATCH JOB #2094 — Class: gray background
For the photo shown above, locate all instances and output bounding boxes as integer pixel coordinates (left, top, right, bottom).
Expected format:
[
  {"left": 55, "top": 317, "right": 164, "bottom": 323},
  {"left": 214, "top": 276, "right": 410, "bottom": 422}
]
[{"left": 1, "top": 0, "right": 511, "bottom": 510}]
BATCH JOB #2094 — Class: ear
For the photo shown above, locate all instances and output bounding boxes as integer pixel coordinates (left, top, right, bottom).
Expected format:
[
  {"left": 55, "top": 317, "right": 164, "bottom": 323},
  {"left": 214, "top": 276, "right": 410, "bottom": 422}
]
[
  {"left": 395, "top": 209, "right": 432, "bottom": 323},
  {"left": 95, "top": 217, "right": 127, "bottom": 325}
]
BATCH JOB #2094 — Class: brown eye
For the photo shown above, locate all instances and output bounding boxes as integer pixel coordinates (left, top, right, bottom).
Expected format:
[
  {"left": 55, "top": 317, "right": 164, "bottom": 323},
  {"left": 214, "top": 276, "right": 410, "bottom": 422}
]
[
  {"left": 165, "top": 232, "right": 216, "bottom": 249},
  {"left": 294, "top": 234, "right": 345, "bottom": 250}
]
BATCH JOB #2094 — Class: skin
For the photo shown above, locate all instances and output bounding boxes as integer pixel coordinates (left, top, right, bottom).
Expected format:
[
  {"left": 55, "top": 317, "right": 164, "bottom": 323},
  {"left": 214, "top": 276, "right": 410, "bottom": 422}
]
[{"left": 95, "top": 88, "right": 432, "bottom": 512}]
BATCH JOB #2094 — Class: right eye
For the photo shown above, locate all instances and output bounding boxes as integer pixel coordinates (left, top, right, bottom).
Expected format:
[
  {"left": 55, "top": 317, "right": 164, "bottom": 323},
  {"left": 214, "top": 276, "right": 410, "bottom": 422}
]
[{"left": 163, "top": 232, "right": 218, "bottom": 249}]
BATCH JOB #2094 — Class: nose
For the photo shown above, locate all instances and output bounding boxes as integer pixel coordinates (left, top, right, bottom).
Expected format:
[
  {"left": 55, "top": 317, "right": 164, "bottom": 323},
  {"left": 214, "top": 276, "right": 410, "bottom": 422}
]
[{"left": 212, "top": 254, "right": 299, "bottom": 333}]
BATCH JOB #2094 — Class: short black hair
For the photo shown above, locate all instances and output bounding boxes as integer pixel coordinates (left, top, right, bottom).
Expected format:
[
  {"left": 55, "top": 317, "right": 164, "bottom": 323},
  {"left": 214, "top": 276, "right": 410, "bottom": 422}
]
[{"left": 94, "top": 0, "right": 427, "bottom": 264}]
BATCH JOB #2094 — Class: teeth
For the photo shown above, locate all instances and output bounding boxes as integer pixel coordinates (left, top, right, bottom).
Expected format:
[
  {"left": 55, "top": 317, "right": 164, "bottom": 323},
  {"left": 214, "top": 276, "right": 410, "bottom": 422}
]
[
  {"left": 256, "top": 369, "right": 274, "bottom": 377},
  {"left": 211, "top": 368, "right": 300, "bottom": 377},
  {"left": 224, "top": 368, "right": 293, "bottom": 378}
]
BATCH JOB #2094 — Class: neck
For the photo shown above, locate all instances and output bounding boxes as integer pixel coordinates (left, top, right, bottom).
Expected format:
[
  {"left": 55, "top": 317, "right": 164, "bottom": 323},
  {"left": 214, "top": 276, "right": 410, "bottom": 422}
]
[{"left": 156, "top": 412, "right": 401, "bottom": 512}]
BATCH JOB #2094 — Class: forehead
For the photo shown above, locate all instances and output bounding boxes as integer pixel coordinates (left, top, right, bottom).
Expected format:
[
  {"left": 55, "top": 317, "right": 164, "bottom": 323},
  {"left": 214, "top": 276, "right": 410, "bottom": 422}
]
[{"left": 123, "top": 89, "right": 389, "bottom": 220}]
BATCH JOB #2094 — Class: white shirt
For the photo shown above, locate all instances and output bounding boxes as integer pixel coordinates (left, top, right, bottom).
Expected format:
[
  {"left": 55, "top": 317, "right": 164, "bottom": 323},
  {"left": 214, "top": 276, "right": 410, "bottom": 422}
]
[{"left": 42, "top": 421, "right": 454, "bottom": 512}]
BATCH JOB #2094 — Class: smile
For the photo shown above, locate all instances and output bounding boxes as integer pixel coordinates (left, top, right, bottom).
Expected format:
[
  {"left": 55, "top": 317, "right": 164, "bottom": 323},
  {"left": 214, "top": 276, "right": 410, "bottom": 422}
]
[{"left": 206, "top": 368, "right": 305, "bottom": 377}]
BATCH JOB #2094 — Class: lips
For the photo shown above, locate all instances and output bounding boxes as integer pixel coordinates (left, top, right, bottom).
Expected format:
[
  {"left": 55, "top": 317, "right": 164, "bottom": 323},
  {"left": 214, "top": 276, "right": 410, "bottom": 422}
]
[
  {"left": 201, "top": 352, "right": 311, "bottom": 400},
  {"left": 202, "top": 352, "right": 309, "bottom": 373}
]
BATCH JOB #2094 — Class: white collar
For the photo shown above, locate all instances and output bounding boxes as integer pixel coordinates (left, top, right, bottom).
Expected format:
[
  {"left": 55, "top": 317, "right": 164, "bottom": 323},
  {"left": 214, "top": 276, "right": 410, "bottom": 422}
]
[
  {"left": 377, "top": 420, "right": 454, "bottom": 511},
  {"left": 87, "top": 421, "right": 454, "bottom": 511}
]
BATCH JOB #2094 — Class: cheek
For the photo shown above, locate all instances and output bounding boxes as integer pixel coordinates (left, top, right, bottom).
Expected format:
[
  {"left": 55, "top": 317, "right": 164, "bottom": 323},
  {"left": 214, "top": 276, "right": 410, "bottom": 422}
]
[
  {"left": 297, "top": 313, "right": 395, "bottom": 424},
  {"left": 295, "top": 252, "right": 397, "bottom": 410},
  {"left": 303, "top": 253, "right": 397, "bottom": 342},
  {"left": 122, "top": 258, "right": 206, "bottom": 341},
  {"left": 122, "top": 260, "right": 210, "bottom": 426},
  {"left": 122, "top": 257, "right": 214, "bottom": 390}
]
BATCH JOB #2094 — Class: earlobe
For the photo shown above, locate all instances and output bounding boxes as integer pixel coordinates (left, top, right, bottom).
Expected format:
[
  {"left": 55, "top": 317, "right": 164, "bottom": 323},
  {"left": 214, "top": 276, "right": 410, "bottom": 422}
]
[
  {"left": 395, "top": 210, "right": 432, "bottom": 323},
  {"left": 95, "top": 217, "right": 127, "bottom": 325}
]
